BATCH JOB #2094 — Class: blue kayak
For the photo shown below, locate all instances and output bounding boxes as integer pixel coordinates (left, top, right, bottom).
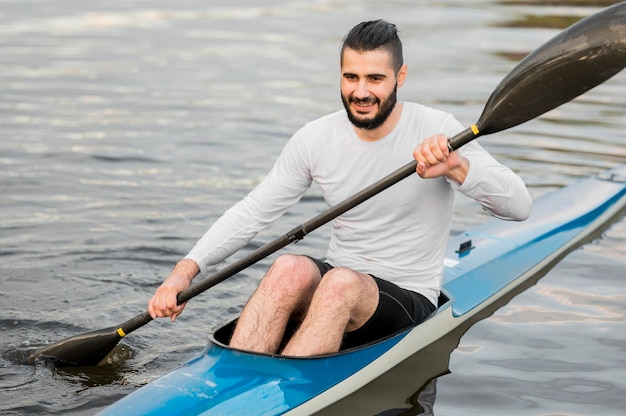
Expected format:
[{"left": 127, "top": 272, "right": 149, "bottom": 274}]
[{"left": 99, "top": 164, "right": 626, "bottom": 416}]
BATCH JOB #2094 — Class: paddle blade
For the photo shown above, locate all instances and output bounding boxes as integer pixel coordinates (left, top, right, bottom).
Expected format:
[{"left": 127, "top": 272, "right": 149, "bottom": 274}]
[
  {"left": 29, "top": 312, "right": 152, "bottom": 367},
  {"left": 449, "top": 2, "right": 626, "bottom": 149},
  {"left": 29, "top": 327, "right": 121, "bottom": 366}
]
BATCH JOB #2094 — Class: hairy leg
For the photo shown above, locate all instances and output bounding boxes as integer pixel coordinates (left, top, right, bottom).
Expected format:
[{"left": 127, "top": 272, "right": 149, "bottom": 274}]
[
  {"left": 229, "top": 254, "right": 321, "bottom": 354},
  {"left": 281, "top": 267, "right": 379, "bottom": 357}
]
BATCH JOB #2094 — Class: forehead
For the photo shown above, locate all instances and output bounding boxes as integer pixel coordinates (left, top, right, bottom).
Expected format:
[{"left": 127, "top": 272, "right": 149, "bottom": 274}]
[{"left": 341, "top": 47, "right": 394, "bottom": 74}]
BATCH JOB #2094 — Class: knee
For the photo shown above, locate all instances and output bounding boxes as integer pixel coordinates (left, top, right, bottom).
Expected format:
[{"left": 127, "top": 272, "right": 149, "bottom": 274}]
[
  {"left": 259, "top": 254, "right": 319, "bottom": 295},
  {"left": 314, "top": 269, "right": 378, "bottom": 328},
  {"left": 317, "top": 268, "right": 362, "bottom": 301}
]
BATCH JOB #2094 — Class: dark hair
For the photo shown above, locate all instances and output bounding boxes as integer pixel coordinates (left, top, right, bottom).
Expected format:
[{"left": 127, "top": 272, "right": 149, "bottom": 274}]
[{"left": 341, "top": 20, "right": 403, "bottom": 73}]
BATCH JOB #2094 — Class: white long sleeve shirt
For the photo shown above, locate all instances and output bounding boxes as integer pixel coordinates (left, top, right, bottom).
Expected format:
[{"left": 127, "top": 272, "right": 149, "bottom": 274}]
[{"left": 186, "top": 102, "right": 532, "bottom": 305}]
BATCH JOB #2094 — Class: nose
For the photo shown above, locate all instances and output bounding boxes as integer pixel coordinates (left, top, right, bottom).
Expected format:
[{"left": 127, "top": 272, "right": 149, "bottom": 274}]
[{"left": 354, "top": 79, "right": 370, "bottom": 99}]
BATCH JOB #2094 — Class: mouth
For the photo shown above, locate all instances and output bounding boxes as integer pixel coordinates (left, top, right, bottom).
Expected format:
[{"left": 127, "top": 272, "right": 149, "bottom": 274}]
[{"left": 351, "top": 98, "right": 378, "bottom": 113}]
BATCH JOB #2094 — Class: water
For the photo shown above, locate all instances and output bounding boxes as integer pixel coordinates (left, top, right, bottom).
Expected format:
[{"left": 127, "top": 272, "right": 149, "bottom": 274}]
[{"left": 1, "top": 0, "right": 625, "bottom": 414}]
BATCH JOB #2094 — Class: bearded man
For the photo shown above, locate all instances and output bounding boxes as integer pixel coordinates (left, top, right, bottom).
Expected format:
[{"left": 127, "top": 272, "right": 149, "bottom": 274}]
[{"left": 149, "top": 20, "right": 532, "bottom": 356}]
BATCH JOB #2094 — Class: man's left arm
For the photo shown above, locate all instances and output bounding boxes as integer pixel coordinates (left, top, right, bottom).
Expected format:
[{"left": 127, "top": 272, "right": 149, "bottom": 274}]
[{"left": 413, "top": 133, "right": 532, "bottom": 221}]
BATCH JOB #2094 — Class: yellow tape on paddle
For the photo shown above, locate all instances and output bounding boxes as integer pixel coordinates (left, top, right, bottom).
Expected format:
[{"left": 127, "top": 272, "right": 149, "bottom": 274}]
[
  {"left": 117, "top": 328, "right": 126, "bottom": 338},
  {"left": 471, "top": 124, "right": 480, "bottom": 135}
]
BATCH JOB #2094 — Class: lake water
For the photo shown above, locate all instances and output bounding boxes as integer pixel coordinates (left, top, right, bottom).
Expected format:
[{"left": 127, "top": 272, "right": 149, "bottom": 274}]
[{"left": 1, "top": 0, "right": 625, "bottom": 414}]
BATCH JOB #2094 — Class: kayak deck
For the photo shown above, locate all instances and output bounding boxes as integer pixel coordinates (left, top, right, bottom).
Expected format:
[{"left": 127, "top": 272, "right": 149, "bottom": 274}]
[{"left": 444, "top": 167, "right": 626, "bottom": 317}]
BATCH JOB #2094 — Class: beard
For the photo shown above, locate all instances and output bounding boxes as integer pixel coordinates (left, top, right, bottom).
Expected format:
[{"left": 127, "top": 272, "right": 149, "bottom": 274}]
[{"left": 342, "top": 85, "right": 398, "bottom": 130}]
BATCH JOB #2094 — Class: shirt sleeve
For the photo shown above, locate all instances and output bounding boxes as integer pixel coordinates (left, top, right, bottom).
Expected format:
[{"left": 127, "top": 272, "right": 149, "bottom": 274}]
[
  {"left": 453, "top": 141, "right": 532, "bottom": 220},
  {"left": 185, "top": 128, "right": 313, "bottom": 274}
]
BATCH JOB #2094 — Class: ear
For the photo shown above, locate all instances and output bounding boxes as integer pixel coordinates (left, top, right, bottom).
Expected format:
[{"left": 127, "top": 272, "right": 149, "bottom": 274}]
[{"left": 396, "top": 64, "right": 408, "bottom": 87}]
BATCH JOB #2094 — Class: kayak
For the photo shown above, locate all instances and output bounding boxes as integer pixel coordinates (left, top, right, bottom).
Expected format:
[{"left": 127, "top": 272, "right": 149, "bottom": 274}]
[{"left": 99, "top": 164, "right": 626, "bottom": 416}]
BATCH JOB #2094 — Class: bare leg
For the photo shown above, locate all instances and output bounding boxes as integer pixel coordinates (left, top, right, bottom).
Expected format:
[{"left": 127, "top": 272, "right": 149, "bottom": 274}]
[
  {"left": 281, "top": 267, "right": 379, "bottom": 356},
  {"left": 229, "top": 254, "right": 321, "bottom": 354}
]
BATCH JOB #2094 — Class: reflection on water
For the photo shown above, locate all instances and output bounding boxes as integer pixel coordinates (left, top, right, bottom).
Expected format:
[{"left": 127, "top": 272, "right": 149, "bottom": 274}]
[
  {"left": 1, "top": 0, "right": 625, "bottom": 415},
  {"left": 374, "top": 379, "right": 438, "bottom": 416},
  {"left": 494, "top": 288, "right": 626, "bottom": 324}
]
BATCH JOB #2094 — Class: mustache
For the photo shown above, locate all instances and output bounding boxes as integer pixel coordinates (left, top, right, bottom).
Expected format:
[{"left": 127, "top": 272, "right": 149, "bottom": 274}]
[{"left": 349, "top": 96, "right": 378, "bottom": 105}]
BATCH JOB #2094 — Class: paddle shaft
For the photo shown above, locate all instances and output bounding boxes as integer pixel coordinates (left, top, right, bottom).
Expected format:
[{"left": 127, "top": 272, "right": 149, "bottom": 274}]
[
  {"left": 179, "top": 129, "right": 479, "bottom": 303},
  {"left": 114, "top": 126, "right": 477, "bottom": 336}
]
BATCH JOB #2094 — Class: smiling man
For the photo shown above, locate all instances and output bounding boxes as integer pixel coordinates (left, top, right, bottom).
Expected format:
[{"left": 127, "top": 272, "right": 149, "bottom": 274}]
[{"left": 148, "top": 20, "right": 532, "bottom": 356}]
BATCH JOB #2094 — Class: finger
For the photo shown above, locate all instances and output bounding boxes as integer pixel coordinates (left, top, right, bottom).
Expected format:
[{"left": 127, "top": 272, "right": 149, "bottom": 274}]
[
  {"left": 437, "top": 135, "right": 450, "bottom": 157},
  {"left": 153, "top": 297, "right": 166, "bottom": 318},
  {"left": 165, "top": 292, "right": 178, "bottom": 311},
  {"left": 148, "top": 298, "right": 157, "bottom": 319},
  {"left": 148, "top": 293, "right": 166, "bottom": 319},
  {"left": 170, "top": 302, "right": 187, "bottom": 322},
  {"left": 155, "top": 292, "right": 175, "bottom": 318},
  {"left": 170, "top": 309, "right": 179, "bottom": 322},
  {"left": 416, "top": 161, "right": 429, "bottom": 178},
  {"left": 417, "top": 138, "right": 442, "bottom": 165},
  {"left": 420, "top": 146, "right": 440, "bottom": 166},
  {"left": 428, "top": 135, "right": 449, "bottom": 162}
]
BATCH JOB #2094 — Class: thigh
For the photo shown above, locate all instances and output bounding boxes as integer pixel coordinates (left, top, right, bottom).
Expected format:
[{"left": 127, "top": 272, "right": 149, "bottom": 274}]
[{"left": 341, "top": 277, "right": 437, "bottom": 349}]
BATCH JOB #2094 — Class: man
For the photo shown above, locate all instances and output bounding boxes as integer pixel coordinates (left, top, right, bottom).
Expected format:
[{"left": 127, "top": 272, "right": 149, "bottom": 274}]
[{"left": 148, "top": 20, "right": 532, "bottom": 356}]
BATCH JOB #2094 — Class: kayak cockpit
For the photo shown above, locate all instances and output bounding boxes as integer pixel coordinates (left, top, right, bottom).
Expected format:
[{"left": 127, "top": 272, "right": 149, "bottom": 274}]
[{"left": 210, "top": 290, "right": 452, "bottom": 354}]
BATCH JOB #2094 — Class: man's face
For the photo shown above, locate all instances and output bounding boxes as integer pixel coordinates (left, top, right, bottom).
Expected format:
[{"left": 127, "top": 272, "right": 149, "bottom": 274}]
[{"left": 340, "top": 48, "right": 403, "bottom": 130}]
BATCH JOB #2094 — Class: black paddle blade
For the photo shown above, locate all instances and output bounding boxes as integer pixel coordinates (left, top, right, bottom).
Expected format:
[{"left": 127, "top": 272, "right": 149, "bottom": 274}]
[
  {"left": 29, "top": 327, "right": 122, "bottom": 366},
  {"left": 449, "top": 2, "right": 626, "bottom": 149},
  {"left": 29, "top": 312, "right": 151, "bottom": 367},
  {"left": 481, "top": 1, "right": 626, "bottom": 133}
]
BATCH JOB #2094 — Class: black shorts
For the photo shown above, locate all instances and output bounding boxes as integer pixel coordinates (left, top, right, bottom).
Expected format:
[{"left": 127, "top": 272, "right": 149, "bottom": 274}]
[{"left": 308, "top": 257, "right": 437, "bottom": 349}]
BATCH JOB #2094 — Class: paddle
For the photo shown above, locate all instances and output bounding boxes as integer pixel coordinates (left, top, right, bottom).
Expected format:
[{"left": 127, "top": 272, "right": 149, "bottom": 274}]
[{"left": 29, "top": 2, "right": 626, "bottom": 367}]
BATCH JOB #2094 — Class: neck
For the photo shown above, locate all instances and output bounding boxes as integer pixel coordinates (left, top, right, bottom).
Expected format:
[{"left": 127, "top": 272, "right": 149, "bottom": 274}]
[{"left": 353, "top": 102, "right": 403, "bottom": 142}]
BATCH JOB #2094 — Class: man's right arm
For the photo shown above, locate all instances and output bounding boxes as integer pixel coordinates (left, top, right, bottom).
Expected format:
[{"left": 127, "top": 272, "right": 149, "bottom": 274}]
[{"left": 149, "top": 127, "right": 314, "bottom": 321}]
